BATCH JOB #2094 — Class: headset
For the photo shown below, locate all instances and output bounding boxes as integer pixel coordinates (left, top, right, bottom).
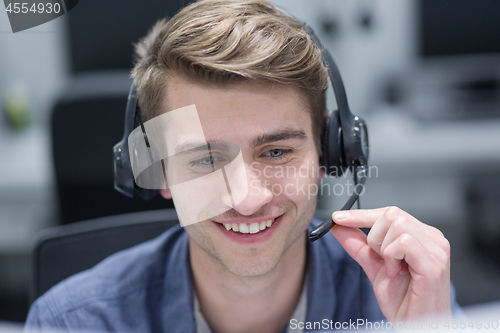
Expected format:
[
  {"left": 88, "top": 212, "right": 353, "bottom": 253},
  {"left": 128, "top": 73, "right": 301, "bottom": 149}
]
[{"left": 113, "top": 5, "right": 370, "bottom": 243}]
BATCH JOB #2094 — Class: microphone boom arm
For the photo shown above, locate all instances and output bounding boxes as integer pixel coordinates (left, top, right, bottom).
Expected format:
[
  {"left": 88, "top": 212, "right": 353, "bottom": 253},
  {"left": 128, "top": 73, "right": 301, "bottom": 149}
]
[{"left": 309, "top": 166, "right": 367, "bottom": 242}]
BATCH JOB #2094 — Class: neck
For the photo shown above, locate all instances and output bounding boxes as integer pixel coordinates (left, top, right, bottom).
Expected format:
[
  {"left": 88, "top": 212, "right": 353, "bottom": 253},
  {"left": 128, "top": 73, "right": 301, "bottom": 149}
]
[{"left": 189, "top": 234, "right": 307, "bottom": 333}]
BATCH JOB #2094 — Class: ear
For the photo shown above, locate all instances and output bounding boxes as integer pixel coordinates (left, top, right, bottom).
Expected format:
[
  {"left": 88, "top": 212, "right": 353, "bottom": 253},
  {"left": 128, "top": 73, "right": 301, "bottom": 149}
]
[
  {"left": 319, "top": 166, "right": 325, "bottom": 181},
  {"left": 160, "top": 188, "right": 172, "bottom": 199},
  {"left": 160, "top": 180, "right": 172, "bottom": 199},
  {"left": 159, "top": 163, "right": 172, "bottom": 199}
]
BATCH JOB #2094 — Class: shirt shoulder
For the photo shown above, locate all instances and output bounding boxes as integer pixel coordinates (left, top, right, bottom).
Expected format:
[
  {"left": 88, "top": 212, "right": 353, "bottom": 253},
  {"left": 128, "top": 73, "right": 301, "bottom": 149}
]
[{"left": 26, "top": 224, "right": 194, "bottom": 332}]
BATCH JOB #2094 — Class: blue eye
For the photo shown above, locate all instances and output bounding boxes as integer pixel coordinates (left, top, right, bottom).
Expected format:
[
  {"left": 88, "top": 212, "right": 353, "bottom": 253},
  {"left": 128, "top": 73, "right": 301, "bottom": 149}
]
[
  {"left": 190, "top": 155, "right": 226, "bottom": 170},
  {"left": 264, "top": 148, "right": 292, "bottom": 159},
  {"left": 199, "top": 156, "right": 215, "bottom": 165},
  {"left": 269, "top": 149, "right": 284, "bottom": 157}
]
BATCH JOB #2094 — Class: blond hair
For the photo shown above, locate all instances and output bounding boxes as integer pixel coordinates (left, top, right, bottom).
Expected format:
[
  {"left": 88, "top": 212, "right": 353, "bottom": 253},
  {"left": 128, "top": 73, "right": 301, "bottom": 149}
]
[{"left": 131, "top": 0, "right": 329, "bottom": 152}]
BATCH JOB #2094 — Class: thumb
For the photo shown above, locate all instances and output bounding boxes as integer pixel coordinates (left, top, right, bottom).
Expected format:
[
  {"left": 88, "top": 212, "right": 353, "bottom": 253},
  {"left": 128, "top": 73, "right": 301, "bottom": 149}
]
[{"left": 330, "top": 225, "right": 380, "bottom": 283}]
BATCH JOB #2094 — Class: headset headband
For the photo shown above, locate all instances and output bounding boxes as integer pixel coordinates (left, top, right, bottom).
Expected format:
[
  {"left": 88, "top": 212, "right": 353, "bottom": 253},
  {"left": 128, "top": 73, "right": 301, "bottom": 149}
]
[
  {"left": 276, "top": 7, "right": 352, "bottom": 121},
  {"left": 276, "top": 6, "right": 368, "bottom": 169}
]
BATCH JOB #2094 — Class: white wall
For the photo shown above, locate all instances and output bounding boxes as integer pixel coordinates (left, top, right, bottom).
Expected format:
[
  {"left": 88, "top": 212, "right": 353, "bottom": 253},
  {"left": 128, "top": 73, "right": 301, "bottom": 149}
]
[
  {"left": 271, "top": 0, "right": 416, "bottom": 114},
  {"left": 0, "top": 10, "right": 68, "bottom": 253},
  {"left": 0, "top": 9, "right": 69, "bottom": 124}
]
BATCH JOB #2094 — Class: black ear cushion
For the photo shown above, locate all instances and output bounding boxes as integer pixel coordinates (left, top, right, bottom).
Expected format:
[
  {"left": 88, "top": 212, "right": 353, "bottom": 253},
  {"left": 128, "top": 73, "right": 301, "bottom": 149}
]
[{"left": 321, "top": 109, "right": 346, "bottom": 177}]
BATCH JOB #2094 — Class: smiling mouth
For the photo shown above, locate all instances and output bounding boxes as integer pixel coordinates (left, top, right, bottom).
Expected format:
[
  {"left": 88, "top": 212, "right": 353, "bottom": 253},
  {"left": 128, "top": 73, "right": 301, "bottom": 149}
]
[{"left": 221, "top": 218, "right": 276, "bottom": 234}]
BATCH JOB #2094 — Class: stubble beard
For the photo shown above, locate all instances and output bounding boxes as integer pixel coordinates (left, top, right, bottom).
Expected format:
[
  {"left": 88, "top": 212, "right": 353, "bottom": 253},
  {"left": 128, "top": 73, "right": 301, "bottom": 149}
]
[{"left": 186, "top": 194, "right": 318, "bottom": 278}]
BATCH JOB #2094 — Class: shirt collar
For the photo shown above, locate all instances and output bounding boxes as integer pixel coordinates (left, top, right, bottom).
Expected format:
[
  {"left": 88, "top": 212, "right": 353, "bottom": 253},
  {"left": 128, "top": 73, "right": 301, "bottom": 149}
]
[
  {"left": 160, "top": 219, "right": 336, "bottom": 332},
  {"left": 304, "top": 220, "right": 337, "bottom": 324}
]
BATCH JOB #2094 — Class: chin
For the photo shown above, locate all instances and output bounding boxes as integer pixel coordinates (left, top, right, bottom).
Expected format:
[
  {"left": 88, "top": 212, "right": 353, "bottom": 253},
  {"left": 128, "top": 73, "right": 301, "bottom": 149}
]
[{"left": 220, "top": 251, "right": 283, "bottom": 278}]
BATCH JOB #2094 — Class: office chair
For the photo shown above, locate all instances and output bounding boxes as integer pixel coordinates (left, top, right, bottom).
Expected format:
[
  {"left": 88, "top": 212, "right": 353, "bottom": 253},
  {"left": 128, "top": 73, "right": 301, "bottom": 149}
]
[
  {"left": 31, "top": 209, "right": 179, "bottom": 303},
  {"left": 66, "top": 0, "right": 186, "bottom": 73},
  {"left": 51, "top": 71, "right": 175, "bottom": 224},
  {"left": 50, "top": 0, "right": 185, "bottom": 224}
]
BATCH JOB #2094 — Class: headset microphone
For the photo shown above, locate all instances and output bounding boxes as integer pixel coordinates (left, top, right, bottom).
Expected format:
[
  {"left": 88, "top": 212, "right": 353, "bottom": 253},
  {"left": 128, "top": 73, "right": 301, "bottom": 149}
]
[
  {"left": 275, "top": 8, "right": 370, "bottom": 242},
  {"left": 308, "top": 166, "right": 367, "bottom": 241}
]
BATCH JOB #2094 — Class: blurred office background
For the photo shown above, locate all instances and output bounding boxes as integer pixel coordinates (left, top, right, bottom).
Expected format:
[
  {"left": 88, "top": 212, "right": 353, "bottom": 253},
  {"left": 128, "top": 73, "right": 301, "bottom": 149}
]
[{"left": 0, "top": 0, "right": 499, "bottom": 323}]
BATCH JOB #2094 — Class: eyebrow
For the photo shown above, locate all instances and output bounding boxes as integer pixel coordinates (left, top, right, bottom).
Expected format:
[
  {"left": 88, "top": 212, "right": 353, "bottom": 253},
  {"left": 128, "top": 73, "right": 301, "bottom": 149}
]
[
  {"left": 174, "top": 141, "right": 232, "bottom": 155},
  {"left": 173, "top": 128, "right": 307, "bottom": 155},
  {"left": 250, "top": 128, "right": 307, "bottom": 148}
]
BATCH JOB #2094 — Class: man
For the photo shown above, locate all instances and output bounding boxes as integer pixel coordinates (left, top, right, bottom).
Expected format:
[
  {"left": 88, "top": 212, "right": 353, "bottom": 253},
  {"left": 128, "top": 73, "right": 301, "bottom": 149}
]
[{"left": 26, "top": 0, "right": 461, "bottom": 332}]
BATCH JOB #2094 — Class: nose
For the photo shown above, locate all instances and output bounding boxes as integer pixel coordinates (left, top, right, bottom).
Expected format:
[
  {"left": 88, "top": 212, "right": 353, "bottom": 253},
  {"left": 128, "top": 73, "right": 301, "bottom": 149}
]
[{"left": 222, "top": 164, "right": 273, "bottom": 216}]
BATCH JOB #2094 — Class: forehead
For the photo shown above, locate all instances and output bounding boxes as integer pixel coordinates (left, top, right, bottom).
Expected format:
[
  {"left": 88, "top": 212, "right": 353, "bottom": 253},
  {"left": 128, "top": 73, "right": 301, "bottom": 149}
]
[{"left": 163, "top": 76, "right": 313, "bottom": 145}]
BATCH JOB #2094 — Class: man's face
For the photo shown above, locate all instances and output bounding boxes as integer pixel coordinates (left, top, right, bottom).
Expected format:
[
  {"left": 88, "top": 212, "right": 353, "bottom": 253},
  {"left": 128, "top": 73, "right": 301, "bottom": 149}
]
[{"left": 161, "top": 76, "right": 323, "bottom": 277}]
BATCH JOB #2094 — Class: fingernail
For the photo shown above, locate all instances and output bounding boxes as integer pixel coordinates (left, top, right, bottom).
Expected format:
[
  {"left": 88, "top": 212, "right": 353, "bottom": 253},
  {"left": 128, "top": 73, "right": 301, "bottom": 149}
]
[{"left": 333, "top": 211, "right": 350, "bottom": 221}]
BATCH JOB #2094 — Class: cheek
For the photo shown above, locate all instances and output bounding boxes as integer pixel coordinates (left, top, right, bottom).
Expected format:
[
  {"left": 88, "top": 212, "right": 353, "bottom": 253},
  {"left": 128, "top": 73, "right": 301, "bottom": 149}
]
[
  {"left": 263, "top": 158, "right": 322, "bottom": 203},
  {"left": 183, "top": 223, "right": 205, "bottom": 242},
  {"left": 183, "top": 221, "right": 222, "bottom": 255}
]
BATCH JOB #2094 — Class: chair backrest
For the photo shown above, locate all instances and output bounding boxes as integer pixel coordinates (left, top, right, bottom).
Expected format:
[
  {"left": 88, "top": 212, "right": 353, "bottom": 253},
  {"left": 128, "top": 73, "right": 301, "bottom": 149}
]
[
  {"left": 31, "top": 209, "right": 178, "bottom": 303},
  {"left": 51, "top": 71, "right": 174, "bottom": 224},
  {"left": 67, "top": 0, "right": 185, "bottom": 73}
]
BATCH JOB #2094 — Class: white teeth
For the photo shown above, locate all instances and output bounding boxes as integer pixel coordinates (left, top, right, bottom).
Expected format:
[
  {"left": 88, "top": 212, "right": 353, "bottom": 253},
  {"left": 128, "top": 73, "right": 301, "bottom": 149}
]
[
  {"left": 259, "top": 221, "right": 266, "bottom": 230},
  {"left": 249, "top": 223, "right": 260, "bottom": 234},
  {"left": 239, "top": 223, "right": 249, "bottom": 233},
  {"left": 222, "top": 218, "right": 276, "bottom": 234}
]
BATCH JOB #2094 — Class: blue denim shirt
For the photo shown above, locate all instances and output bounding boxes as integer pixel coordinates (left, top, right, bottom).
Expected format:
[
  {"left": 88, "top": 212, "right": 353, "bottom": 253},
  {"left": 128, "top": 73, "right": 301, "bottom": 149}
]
[{"left": 25, "top": 218, "right": 462, "bottom": 332}]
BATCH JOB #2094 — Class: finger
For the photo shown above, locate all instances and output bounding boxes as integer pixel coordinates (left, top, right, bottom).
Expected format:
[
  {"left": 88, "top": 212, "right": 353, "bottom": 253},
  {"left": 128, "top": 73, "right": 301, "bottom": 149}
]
[
  {"left": 378, "top": 208, "right": 448, "bottom": 249},
  {"left": 383, "top": 233, "right": 447, "bottom": 281},
  {"left": 400, "top": 260, "right": 409, "bottom": 275},
  {"left": 376, "top": 218, "right": 436, "bottom": 277},
  {"left": 333, "top": 207, "right": 451, "bottom": 279},
  {"left": 380, "top": 216, "right": 446, "bottom": 263},
  {"left": 364, "top": 208, "right": 422, "bottom": 257},
  {"left": 332, "top": 207, "right": 392, "bottom": 228},
  {"left": 334, "top": 207, "right": 441, "bottom": 238},
  {"left": 351, "top": 207, "right": 446, "bottom": 258},
  {"left": 367, "top": 215, "right": 443, "bottom": 277},
  {"left": 365, "top": 213, "right": 392, "bottom": 257},
  {"left": 422, "top": 225, "right": 451, "bottom": 254},
  {"left": 383, "top": 249, "right": 405, "bottom": 277},
  {"left": 332, "top": 220, "right": 413, "bottom": 278},
  {"left": 330, "top": 225, "right": 382, "bottom": 283}
]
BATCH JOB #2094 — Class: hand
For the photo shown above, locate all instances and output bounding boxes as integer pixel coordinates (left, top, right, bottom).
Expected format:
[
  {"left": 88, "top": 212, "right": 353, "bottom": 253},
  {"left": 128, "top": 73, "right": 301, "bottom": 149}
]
[{"left": 330, "top": 206, "right": 451, "bottom": 321}]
